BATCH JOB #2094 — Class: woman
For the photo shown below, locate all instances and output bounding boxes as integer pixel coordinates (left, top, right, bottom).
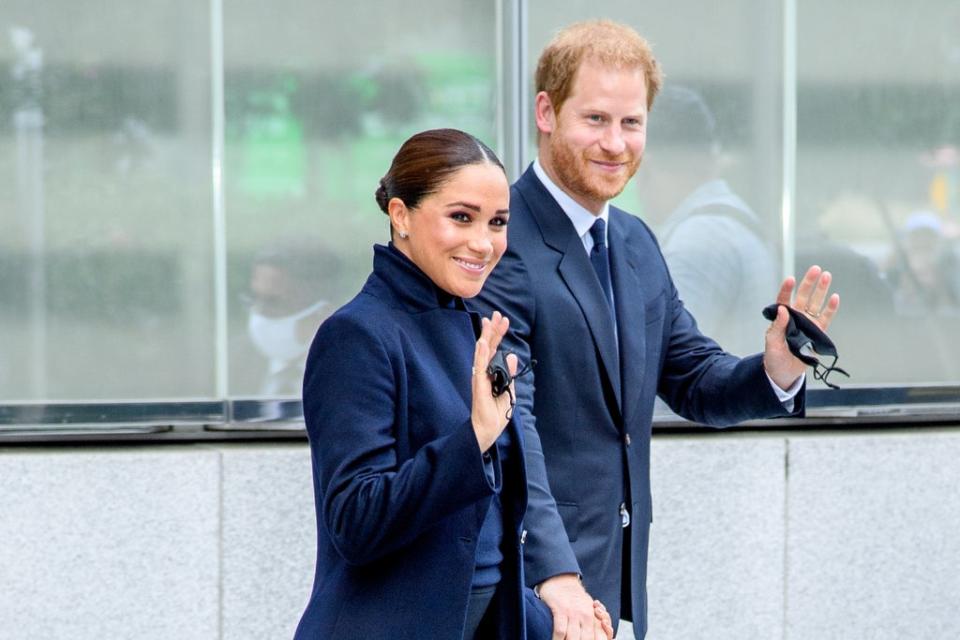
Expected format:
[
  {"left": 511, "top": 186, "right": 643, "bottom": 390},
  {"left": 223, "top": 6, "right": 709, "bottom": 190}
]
[{"left": 293, "top": 129, "right": 611, "bottom": 639}]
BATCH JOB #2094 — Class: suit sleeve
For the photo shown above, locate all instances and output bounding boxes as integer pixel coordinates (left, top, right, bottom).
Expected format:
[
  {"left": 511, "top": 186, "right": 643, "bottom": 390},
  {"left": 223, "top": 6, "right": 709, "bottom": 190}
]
[
  {"left": 303, "top": 313, "right": 495, "bottom": 566},
  {"left": 472, "top": 246, "right": 582, "bottom": 587},
  {"left": 657, "top": 274, "right": 806, "bottom": 424}
]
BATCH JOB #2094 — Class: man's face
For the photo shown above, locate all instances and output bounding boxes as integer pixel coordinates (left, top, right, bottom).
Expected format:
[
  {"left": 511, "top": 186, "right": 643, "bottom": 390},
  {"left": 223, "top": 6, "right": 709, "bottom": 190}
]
[{"left": 538, "top": 58, "right": 648, "bottom": 214}]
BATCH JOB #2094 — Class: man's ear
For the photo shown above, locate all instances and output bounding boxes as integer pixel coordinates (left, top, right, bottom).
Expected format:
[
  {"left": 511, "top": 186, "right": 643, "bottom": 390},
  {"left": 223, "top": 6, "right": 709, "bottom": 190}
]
[
  {"left": 387, "top": 197, "right": 410, "bottom": 238},
  {"left": 534, "top": 91, "right": 557, "bottom": 135}
]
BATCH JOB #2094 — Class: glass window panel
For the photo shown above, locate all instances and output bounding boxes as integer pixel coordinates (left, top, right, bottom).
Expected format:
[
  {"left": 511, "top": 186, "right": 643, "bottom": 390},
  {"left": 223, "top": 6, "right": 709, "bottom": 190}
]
[
  {"left": 0, "top": 1, "right": 215, "bottom": 401},
  {"left": 797, "top": 1, "right": 960, "bottom": 384},
  {"left": 527, "top": 1, "right": 784, "bottom": 356},
  {"left": 224, "top": 0, "right": 501, "bottom": 396}
]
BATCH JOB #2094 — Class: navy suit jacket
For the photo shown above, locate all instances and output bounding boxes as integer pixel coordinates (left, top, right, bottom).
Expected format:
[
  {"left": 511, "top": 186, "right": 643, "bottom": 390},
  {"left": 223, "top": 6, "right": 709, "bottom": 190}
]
[
  {"left": 471, "top": 166, "right": 802, "bottom": 637},
  {"left": 294, "top": 244, "right": 547, "bottom": 640}
]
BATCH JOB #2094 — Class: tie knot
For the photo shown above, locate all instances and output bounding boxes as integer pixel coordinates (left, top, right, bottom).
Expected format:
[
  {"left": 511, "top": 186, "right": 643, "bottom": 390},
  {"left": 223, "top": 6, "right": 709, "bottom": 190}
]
[{"left": 590, "top": 218, "right": 606, "bottom": 248}]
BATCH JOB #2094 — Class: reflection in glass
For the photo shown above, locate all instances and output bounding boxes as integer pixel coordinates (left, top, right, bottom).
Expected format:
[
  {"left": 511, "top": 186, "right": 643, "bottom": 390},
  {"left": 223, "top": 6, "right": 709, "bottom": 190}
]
[
  {"left": 1, "top": 1, "right": 214, "bottom": 401},
  {"left": 797, "top": 0, "right": 960, "bottom": 384},
  {"left": 223, "top": 1, "right": 500, "bottom": 396},
  {"left": 638, "top": 86, "right": 778, "bottom": 356},
  {"left": 240, "top": 241, "right": 333, "bottom": 396}
]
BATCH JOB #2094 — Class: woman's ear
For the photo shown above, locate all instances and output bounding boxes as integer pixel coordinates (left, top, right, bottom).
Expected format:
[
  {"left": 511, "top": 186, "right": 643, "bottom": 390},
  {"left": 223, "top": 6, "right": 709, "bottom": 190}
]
[{"left": 388, "top": 197, "right": 410, "bottom": 239}]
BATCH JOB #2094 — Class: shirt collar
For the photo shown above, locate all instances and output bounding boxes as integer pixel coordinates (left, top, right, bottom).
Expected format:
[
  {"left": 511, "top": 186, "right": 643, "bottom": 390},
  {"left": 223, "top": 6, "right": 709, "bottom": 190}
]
[{"left": 533, "top": 158, "right": 610, "bottom": 244}]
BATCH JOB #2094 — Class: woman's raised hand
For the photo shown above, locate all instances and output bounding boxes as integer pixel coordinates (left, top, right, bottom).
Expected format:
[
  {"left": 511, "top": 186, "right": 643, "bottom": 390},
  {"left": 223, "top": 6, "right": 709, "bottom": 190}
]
[{"left": 471, "top": 311, "right": 518, "bottom": 452}]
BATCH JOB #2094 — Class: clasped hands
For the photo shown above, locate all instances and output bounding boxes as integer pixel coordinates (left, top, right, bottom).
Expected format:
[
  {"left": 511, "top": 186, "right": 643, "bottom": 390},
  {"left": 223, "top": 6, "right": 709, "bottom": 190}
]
[{"left": 537, "top": 574, "right": 614, "bottom": 640}]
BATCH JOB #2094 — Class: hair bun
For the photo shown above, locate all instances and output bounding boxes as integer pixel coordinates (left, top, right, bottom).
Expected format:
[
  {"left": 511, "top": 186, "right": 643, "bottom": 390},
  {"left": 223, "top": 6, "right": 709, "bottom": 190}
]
[{"left": 375, "top": 180, "right": 390, "bottom": 214}]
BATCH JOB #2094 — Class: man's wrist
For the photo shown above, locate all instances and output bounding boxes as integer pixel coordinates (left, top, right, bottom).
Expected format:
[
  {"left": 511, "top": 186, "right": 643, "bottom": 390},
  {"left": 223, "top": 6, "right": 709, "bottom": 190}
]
[{"left": 534, "top": 572, "right": 582, "bottom": 599}]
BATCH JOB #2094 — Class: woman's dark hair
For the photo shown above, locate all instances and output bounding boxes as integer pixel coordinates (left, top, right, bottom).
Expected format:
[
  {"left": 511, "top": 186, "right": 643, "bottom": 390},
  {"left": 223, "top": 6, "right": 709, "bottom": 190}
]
[{"left": 375, "top": 128, "right": 505, "bottom": 217}]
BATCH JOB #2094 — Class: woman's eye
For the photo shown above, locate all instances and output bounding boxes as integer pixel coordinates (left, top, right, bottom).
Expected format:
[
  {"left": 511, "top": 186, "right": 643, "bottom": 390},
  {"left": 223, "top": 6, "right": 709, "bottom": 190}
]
[
  {"left": 490, "top": 217, "right": 508, "bottom": 228},
  {"left": 588, "top": 114, "right": 604, "bottom": 123},
  {"left": 451, "top": 212, "right": 471, "bottom": 223}
]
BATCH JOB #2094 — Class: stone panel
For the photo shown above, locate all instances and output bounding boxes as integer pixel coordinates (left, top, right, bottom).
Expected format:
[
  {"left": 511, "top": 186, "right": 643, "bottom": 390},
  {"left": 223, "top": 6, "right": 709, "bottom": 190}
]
[
  {"left": 220, "top": 445, "right": 316, "bottom": 640},
  {"left": 646, "top": 436, "right": 786, "bottom": 640},
  {"left": 787, "top": 432, "right": 960, "bottom": 640},
  {"left": 0, "top": 448, "right": 220, "bottom": 640}
]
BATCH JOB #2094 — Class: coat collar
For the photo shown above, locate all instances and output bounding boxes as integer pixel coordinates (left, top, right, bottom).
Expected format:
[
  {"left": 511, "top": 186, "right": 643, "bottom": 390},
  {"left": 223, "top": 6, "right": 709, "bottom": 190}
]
[{"left": 369, "top": 243, "right": 463, "bottom": 313}]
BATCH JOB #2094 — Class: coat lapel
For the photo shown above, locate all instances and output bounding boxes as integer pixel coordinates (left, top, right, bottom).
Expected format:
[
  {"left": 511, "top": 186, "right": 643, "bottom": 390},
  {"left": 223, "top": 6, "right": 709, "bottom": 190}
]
[
  {"left": 515, "top": 167, "right": 622, "bottom": 414},
  {"left": 609, "top": 210, "right": 647, "bottom": 425}
]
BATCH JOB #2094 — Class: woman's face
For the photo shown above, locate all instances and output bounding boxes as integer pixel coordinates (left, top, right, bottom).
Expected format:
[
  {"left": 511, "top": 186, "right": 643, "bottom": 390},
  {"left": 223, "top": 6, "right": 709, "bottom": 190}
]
[{"left": 391, "top": 162, "right": 510, "bottom": 298}]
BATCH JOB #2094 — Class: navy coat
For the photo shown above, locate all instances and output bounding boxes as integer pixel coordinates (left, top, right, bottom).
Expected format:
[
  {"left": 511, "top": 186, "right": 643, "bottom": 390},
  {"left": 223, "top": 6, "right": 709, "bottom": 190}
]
[
  {"left": 294, "top": 244, "right": 542, "bottom": 640},
  {"left": 471, "top": 166, "right": 802, "bottom": 637}
]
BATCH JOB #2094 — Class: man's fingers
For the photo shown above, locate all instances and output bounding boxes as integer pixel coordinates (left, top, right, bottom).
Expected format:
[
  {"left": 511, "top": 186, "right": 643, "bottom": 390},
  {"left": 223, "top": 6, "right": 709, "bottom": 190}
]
[
  {"left": 765, "top": 304, "right": 788, "bottom": 343},
  {"left": 775, "top": 276, "right": 795, "bottom": 305},
  {"left": 819, "top": 293, "right": 841, "bottom": 329},
  {"left": 804, "top": 270, "right": 832, "bottom": 314},
  {"left": 792, "top": 265, "right": 822, "bottom": 309},
  {"left": 592, "top": 618, "right": 607, "bottom": 640},
  {"left": 551, "top": 612, "right": 567, "bottom": 640}
]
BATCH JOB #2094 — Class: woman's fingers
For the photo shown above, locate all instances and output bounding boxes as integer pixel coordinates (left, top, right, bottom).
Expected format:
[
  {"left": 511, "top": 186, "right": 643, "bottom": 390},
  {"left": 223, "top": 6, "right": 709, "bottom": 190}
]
[
  {"left": 486, "top": 312, "right": 509, "bottom": 356},
  {"left": 505, "top": 352, "right": 518, "bottom": 378}
]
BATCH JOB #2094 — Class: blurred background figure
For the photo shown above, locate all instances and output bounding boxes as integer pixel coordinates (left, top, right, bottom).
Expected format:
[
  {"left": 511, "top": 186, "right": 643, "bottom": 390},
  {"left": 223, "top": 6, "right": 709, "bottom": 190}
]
[
  {"left": 242, "top": 241, "right": 334, "bottom": 396},
  {"left": 884, "top": 211, "right": 960, "bottom": 313},
  {"left": 637, "top": 85, "right": 777, "bottom": 356}
]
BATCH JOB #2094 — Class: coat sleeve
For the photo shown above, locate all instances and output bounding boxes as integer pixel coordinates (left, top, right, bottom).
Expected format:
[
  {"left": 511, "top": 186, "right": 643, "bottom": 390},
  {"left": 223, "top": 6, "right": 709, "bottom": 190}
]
[
  {"left": 303, "top": 312, "right": 495, "bottom": 566},
  {"left": 472, "top": 246, "right": 582, "bottom": 587}
]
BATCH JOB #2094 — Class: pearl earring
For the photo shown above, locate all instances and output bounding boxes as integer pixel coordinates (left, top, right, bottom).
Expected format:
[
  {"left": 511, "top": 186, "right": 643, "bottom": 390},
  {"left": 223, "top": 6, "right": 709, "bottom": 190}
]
[{"left": 399, "top": 232, "right": 408, "bottom": 239}]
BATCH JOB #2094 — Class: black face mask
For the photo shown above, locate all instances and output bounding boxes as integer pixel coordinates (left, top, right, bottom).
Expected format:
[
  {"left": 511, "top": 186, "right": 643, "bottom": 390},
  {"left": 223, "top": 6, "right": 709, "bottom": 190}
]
[
  {"left": 762, "top": 303, "right": 849, "bottom": 389},
  {"left": 486, "top": 350, "right": 536, "bottom": 418}
]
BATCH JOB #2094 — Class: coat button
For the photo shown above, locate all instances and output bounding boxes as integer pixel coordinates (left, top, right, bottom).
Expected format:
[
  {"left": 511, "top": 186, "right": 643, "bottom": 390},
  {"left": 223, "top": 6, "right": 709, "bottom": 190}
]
[
  {"left": 624, "top": 433, "right": 632, "bottom": 446},
  {"left": 520, "top": 529, "right": 528, "bottom": 544}
]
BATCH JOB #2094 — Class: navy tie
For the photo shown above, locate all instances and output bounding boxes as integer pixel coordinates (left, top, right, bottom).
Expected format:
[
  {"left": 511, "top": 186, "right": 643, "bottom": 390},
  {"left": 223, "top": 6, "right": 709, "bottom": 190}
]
[{"left": 589, "top": 219, "right": 615, "bottom": 320}]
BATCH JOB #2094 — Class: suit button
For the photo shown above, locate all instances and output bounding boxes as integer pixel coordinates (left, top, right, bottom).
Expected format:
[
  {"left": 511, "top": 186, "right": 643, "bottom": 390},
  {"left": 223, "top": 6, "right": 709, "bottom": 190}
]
[
  {"left": 520, "top": 529, "right": 528, "bottom": 544},
  {"left": 624, "top": 433, "right": 632, "bottom": 446}
]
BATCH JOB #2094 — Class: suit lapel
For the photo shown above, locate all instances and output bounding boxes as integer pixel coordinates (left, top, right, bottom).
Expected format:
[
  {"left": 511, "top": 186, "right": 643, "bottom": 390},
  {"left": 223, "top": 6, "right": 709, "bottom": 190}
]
[
  {"left": 515, "top": 168, "right": 623, "bottom": 414},
  {"left": 609, "top": 210, "right": 647, "bottom": 425}
]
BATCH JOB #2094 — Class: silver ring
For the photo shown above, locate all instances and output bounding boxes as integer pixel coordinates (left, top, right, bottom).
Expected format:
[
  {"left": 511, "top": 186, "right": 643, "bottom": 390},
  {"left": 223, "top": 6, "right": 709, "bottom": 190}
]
[{"left": 471, "top": 367, "right": 476, "bottom": 376}]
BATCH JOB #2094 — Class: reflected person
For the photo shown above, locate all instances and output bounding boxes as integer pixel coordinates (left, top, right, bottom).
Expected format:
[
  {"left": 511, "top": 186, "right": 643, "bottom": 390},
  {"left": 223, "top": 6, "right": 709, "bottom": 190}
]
[
  {"left": 884, "top": 211, "right": 960, "bottom": 313},
  {"left": 636, "top": 85, "right": 778, "bottom": 356},
  {"left": 472, "top": 20, "right": 840, "bottom": 639},
  {"left": 293, "top": 129, "right": 609, "bottom": 640},
  {"left": 244, "top": 244, "right": 330, "bottom": 396}
]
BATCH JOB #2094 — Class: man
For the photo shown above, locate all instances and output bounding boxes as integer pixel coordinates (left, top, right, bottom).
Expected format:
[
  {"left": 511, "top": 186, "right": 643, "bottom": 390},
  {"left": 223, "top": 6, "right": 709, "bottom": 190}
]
[
  {"left": 636, "top": 85, "right": 778, "bottom": 356},
  {"left": 471, "top": 20, "right": 839, "bottom": 639}
]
